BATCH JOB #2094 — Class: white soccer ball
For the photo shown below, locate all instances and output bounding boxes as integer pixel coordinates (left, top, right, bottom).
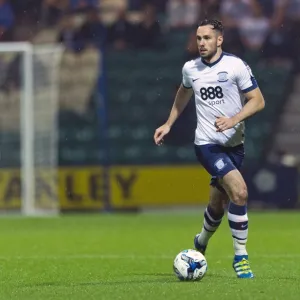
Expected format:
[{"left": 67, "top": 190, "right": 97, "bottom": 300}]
[{"left": 173, "top": 249, "right": 208, "bottom": 281}]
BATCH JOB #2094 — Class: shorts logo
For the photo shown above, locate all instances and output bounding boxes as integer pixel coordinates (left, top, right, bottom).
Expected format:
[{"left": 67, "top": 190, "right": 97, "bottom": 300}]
[
  {"left": 215, "top": 158, "right": 226, "bottom": 170},
  {"left": 217, "top": 71, "right": 228, "bottom": 82}
]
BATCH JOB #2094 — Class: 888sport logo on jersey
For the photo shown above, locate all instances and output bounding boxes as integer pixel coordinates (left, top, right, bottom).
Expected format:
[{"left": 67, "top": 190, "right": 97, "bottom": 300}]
[
  {"left": 198, "top": 71, "right": 229, "bottom": 106},
  {"left": 199, "top": 86, "right": 225, "bottom": 106}
]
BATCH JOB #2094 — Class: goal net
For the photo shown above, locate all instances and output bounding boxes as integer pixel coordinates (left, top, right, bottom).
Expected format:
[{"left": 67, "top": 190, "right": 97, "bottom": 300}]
[{"left": 0, "top": 43, "right": 63, "bottom": 216}]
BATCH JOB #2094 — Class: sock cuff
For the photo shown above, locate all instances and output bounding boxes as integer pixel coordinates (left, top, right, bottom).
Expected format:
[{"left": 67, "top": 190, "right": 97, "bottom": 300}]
[{"left": 228, "top": 202, "right": 247, "bottom": 216}]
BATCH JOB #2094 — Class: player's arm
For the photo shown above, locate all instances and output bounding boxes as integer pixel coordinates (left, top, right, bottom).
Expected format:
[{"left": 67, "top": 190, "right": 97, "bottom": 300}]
[
  {"left": 154, "top": 84, "right": 193, "bottom": 145},
  {"left": 231, "top": 87, "right": 265, "bottom": 124},
  {"left": 216, "top": 87, "right": 265, "bottom": 132},
  {"left": 166, "top": 84, "right": 194, "bottom": 128},
  {"left": 215, "top": 61, "right": 265, "bottom": 132}
]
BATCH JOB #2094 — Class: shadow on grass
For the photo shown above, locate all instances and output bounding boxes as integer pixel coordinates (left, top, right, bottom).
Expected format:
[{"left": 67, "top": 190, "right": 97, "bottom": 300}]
[
  {"left": 20, "top": 278, "right": 175, "bottom": 288},
  {"left": 18, "top": 273, "right": 218, "bottom": 288},
  {"left": 18, "top": 273, "right": 300, "bottom": 289}
]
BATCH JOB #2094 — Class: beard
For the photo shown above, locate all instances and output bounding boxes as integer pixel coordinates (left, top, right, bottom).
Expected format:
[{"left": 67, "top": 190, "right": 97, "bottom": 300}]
[{"left": 199, "top": 48, "right": 218, "bottom": 60}]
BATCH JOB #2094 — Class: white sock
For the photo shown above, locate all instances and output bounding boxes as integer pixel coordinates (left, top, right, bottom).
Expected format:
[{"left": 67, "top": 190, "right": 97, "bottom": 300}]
[{"left": 228, "top": 202, "right": 248, "bottom": 256}]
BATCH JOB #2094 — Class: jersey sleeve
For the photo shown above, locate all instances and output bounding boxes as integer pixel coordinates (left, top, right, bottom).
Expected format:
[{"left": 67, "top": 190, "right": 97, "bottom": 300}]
[
  {"left": 235, "top": 60, "right": 258, "bottom": 93},
  {"left": 182, "top": 63, "right": 192, "bottom": 89}
]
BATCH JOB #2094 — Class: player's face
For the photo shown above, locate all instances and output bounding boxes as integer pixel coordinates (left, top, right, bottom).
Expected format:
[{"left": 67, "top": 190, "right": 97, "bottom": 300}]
[{"left": 196, "top": 25, "right": 223, "bottom": 59}]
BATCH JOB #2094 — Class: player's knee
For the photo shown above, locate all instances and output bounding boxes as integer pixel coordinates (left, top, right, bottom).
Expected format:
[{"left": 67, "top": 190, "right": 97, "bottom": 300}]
[{"left": 231, "top": 186, "right": 248, "bottom": 205}]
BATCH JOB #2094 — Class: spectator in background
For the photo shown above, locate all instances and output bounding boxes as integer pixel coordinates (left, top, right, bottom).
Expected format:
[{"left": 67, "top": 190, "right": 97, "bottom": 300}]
[
  {"left": 57, "top": 13, "right": 82, "bottom": 52},
  {"left": 77, "top": 7, "right": 106, "bottom": 49},
  {"left": 200, "top": 0, "right": 220, "bottom": 20},
  {"left": 278, "top": 0, "right": 300, "bottom": 68},
  {"left": 148, "top": 0, "right": 169, "bottom": 13},
  {"left": 220, "top": 0, "right": 251, "bottom": 56},
  {"left": 70, "top": 0, "right": 98, "bottom": 11},
  {"left": 220, "top": 0, "right": 252, "bottom": 28},
  {"left": 128, "top": 0, "right": 141, "bottom": 10},
  {"left": 257, "top": 0, "right": 277, "bottom": 17},
  {"left": 128, "top": 0, "right": 168, "bottom": 13},
  {"left": 238, "top": 1, "right": 270, "bottom": 51},
  {"left": 42, "top": 0, "right": 69, "bottom": 26},
  {"left": 275, "top": 0, "right": 300, "bottom": 25},
  {"left": 185, "top": 31, "right": 199, "bottom": 60},
  {"left": 10, "top": 0, "right": 42, "bottom": 24},
  {"left": 134, "top": 3, "right": 162, "bottom": 49},
  {"left": 166, "top": 0, "right": 201, "bottom": 29},
  {"left": 108, "top": 7, "right": 135, "bottom": 51},
  {"left": 184, "top": 0, "right": 220, "bottom": 60},
  {"left": 0, "top": 0, "right": 14, "bottom": 41},
  {"left": 261, "top": 0, "right": 295, "bottom": 65}
]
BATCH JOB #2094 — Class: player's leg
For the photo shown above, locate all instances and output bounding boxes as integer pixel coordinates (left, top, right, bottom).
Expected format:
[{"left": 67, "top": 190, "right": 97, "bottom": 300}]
[
  {"left": 194, "top": 184, "right": 229, "bottom": 254},
  {"left": 219, "top": 169, "right": 254, "bottom": 278},
  {"left": 193, "top": 144, "right": 230, "bottom": 254},
  {"left": 194, "top": 143, "right": 253, "bottom": 278},
  {"left": 219, "top": 170, "right": 248, "bottom": 257}
]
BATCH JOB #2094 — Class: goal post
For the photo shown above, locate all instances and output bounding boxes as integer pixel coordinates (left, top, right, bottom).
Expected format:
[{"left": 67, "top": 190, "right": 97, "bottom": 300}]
[{"left": 0, "top": 42, "right": 63, "bottom": 216}]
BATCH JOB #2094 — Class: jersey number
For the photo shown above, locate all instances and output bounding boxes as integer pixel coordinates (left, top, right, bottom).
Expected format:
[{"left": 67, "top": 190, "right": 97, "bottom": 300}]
[{"left": 200, "top": 86, "right": 223, "bottom": 100}]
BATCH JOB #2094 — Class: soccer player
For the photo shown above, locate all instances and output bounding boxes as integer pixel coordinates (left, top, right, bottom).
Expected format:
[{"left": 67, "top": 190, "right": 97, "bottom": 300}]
[{"left": 154, "top": 19, "right": 265, "bottom": 279}]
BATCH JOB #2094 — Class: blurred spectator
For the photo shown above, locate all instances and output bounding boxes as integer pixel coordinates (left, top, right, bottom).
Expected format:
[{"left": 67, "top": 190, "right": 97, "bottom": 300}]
[
  {"left": 10, "top": 0, "right": 41, "bottom": 24},
  {"left": 281, "top": 0, "right": 300, "bottom": 22},
  {"left": 185, "top": 30, "right": 199, "bottom": 60},
  {"left": 57, "top": 13, "right": 81, "bottom": 52},
  {"left": 257, "top": 0, "right": 277, "bottom": 17},
  {"left": 166, "top": 0, "right": 201, "bottom": 29},
  {"left": 42, "top": 0, "right": 69, "bottom": 26},
  {"left": 70, "top": 0, "right": 98, "bottom": 10},
  {"left": 128, "top": 0, "right": 168, "bottom": 12},
  {"left": 0, "top": 0, "right": 14, "bottom": 41},
  {"left": 134, "top": 3, "right": 162, "bottom": 49},
  {"left": 220, "top": 0, "right": 252, "bottom": 56},
  {"left": 128, "top": 0, "right": 143, "bottom": 10},
  {"left": 269, "top": 0, "right": 289, "bottom": 29},
  {"left": 151, "top": 0, "right": 169, "bottom": 13},
  {"left": 261, "top": 0, "right": 295, "bottom": 65},
  {"left": 200, "top": 0, "right": 220, "bottom": 20},
  {"left": 238, "top": 1, "right": 270, "bottom": 51},
  {"left": 77, "top": 8, "right": 106, "bottom": 49},
  {"left": 220, "top": 0, "right": 252, "bottom": 28},
  {"left": 107, "top": 7, "right": 135, "bottom": 51},
  {"left": 279, "top": 0, "right": 300, "bottom": 68}
]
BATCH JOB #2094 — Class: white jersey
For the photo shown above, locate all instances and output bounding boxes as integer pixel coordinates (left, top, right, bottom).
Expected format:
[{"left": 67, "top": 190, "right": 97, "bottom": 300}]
[{"left": 182, "top": 52, "right": 258, "bottom": 147}]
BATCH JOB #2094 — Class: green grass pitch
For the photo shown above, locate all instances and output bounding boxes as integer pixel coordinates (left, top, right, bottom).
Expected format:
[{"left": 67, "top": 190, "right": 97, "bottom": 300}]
[{"left": 0, "top": 211, "right": 300, "bottom": 299}]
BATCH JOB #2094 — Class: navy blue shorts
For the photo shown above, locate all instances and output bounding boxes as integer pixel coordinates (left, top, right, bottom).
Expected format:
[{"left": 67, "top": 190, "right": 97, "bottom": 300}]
[{"left": 194, "top": 143, "right": 245, "bottom": 190}]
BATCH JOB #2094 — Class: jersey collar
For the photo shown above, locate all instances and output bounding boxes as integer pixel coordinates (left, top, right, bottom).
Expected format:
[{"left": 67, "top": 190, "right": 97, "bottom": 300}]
[{"left": 201, "top": 52, "right": 224, "bottom": 68}]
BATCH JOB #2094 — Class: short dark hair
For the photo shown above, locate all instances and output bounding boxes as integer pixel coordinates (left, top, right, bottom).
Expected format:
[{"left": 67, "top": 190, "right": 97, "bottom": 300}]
[{"left": 199, "top": 19, "right": 224, "bottom": 35}]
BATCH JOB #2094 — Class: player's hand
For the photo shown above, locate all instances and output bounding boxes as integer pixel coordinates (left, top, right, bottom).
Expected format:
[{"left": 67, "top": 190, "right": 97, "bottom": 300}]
[
  {"left": 215, "top": 116, "right": 237, "bottom": 132},
  {"left": 154, "top": 124, "right": 171, "bottom": 145}
]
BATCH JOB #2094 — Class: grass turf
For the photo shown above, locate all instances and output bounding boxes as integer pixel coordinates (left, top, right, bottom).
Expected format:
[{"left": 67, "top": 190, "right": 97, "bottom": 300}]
[{"left": 0, "top": 211, "right": 299, "bottom": 299}]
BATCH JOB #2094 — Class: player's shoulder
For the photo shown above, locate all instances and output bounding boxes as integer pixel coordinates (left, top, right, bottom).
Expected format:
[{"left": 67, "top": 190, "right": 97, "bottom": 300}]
[
  {"left": 222, "top": 52, "right": 250, "bottom": 67},
  {"left": 183, "top": 57, "right": 203, "bottom": 71}
]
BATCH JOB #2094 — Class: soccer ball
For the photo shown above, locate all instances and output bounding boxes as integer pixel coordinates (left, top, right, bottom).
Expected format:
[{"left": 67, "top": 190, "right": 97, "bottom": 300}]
[{"left": 173, "top": 249, "right": 207, "bottom": 281}]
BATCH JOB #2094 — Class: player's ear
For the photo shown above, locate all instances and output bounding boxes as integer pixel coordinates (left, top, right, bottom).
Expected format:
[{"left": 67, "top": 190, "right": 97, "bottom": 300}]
[{"left": 217, "top": 35, "right": 223, "bottom": 47}]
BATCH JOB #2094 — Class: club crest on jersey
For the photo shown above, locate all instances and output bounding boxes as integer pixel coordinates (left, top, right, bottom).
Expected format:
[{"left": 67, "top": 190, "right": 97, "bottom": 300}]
[{"left": 217, "top": 71, "right": 228, "bottom": 82}]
